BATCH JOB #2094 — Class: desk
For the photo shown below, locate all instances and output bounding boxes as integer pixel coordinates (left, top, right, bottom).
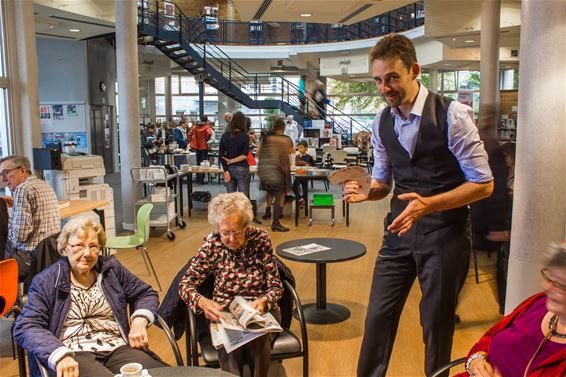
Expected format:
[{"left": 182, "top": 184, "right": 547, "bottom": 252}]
[
  {"left": 182, "top": 166, "right": 224, "bottom": 217},
  {"left": 276, "top": 238, "right": 366, "bottom": 324},
  {"left": 148, "top": 366, "right": 236, "bottom": 376},
  {"left": 59, "top": 200, "right": 110, "bottom": 228}
]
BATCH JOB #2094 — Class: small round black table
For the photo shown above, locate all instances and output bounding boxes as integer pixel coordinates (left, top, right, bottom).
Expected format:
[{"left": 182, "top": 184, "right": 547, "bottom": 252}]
[
  {"left": 276, "top": 237, "right": 366, "bottom": 324},
  {"left": 148, "top": 366, "right": 236, "bottom": 376}
]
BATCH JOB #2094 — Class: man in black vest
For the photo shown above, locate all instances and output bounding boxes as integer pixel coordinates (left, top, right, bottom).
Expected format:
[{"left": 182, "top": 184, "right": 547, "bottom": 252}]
[{"left": 344, "top": 34, "right": 494, "bottom": 377}]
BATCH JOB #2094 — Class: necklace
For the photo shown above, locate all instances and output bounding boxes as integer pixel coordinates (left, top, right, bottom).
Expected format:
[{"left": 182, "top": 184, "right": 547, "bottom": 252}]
[{"left": 548, "top": 314, "right": 566, "bottom": 339}]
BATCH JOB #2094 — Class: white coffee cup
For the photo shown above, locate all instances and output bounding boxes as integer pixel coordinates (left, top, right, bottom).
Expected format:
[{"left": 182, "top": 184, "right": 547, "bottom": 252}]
[{"left": 120, "top": 362, "right": 143, "bottom": 377}]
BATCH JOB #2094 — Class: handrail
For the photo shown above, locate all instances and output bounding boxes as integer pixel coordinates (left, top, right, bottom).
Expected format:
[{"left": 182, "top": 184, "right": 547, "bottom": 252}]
[
  {"left": 142, "top": 1, "right": 424, "bottom": 46},
  {"left": 139, "top": 0, "right": 378, "bottom": 140}
]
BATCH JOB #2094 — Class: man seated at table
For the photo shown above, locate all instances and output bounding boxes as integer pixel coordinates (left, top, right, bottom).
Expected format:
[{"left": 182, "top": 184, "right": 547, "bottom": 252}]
[
  {"left": 292, "top": 140, "right": 316, "bottom": 208},
  {"left": 1, "top": 155, "right": 60, "bottom": 281}
]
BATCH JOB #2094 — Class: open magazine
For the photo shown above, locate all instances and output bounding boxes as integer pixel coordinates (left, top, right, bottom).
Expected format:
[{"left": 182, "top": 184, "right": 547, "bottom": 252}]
[{"left": 210, "top": 296, "right": 282, "bottom": 353}]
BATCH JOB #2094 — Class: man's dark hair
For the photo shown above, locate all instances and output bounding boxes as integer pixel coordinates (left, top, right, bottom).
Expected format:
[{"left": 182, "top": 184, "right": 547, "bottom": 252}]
[
  {"left": 147, "top": 124, "right": 156, "bottom": 130},
  {"left": 200, "top": 115, "right": 208, "bottom": 123},
  {"left": 297, "top": 140, "right": 308, "bottom": 148},
  {"left": 369, "top": 33, "right": 418, "bottom": 71}
]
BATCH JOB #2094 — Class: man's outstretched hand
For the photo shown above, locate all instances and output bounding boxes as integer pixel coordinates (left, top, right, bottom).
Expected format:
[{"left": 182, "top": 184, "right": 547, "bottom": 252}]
[{"left": 387, "top": 192, "right": 432, "bottom": 237}]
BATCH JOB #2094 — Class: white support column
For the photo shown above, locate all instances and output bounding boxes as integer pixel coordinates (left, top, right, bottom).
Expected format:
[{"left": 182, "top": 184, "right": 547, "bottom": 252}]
[
  {"left": 506, "top": 0, "right": 566, "bottom": 313},
  {"left": 428, "top": 69, "right": 438, "bottom": 92},
  {"left": 165, "top": 75, "right": 172, "bottom": 119},
  {"left": 115, "top": 0, "right": 141, "bottom": 230},
  {"left": 6, "top": 0, "right": 42, "bottom": 159},
  {"left": 478, "top": 0, "right": 500, "bottom": 135}
]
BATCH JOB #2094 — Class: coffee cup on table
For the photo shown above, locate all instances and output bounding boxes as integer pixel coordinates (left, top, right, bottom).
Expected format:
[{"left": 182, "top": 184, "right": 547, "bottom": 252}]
[{"left": 120, "top": 362, "right": 143, "bottom": 377}]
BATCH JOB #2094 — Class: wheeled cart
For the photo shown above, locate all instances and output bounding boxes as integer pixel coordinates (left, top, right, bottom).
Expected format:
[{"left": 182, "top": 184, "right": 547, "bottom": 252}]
[{"left": 131, "top": 166, "right": 186, "bottom": 241}]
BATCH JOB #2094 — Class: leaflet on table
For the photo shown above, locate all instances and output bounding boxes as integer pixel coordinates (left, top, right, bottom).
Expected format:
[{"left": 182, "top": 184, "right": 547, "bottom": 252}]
[
  {"left": 283, "top": 243, "right": 331, "bottom": 256},
  {"left": 327, "top": 165, "right": 371, "bottom": 196}
]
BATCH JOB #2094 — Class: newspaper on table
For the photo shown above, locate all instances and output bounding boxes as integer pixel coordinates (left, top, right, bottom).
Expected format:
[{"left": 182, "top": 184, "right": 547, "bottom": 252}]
[
  {"left": 327, "top": 165, "right": 371, "bottom": 196},
  {"left": 283, "top": 243, "right": 331, "bottom": 256},
  {"left": 209, "top": 296, "right": 282, "bottom": 353}
]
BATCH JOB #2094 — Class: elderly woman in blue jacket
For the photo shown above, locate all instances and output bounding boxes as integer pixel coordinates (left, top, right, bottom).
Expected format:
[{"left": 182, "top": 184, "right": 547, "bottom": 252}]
[{"left": 14, "top": 218, "right": 167, "bottom": 377}]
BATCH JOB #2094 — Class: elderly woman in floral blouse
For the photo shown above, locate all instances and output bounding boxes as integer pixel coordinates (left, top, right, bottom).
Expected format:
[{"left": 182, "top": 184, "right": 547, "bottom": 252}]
[{"left": 178, "top": 192, "right": 283, "bottom": 377}]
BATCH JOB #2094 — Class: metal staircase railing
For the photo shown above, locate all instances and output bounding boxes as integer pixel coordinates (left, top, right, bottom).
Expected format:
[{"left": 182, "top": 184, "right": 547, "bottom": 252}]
[{"left": 138, "top": 0, "right": 372, "bottom": 144}]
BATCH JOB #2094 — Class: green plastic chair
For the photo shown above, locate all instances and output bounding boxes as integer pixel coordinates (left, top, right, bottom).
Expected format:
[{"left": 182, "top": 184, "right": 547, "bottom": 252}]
[{"left": 106, "top": 203, "right": 162, "bottom": 291}]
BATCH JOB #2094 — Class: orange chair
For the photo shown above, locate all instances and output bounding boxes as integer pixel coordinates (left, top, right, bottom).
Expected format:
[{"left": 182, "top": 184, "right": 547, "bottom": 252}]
[
  {"left": 0, "top": 259, "right": 18, "bottom": 316},
  {"left": 0, "top": 259, "right": 27, "bottom": 377}
]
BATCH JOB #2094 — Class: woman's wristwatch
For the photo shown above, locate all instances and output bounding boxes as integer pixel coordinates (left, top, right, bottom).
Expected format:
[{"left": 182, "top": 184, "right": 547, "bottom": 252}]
[{"left": 466, "top": 352, "right": 487, "bottom": 375}]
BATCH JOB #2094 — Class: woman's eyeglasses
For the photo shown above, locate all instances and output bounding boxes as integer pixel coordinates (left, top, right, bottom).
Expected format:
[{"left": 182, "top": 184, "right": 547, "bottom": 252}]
[
  {"left": 219, "top": 230, "right": 245, "bottom": 238},
  {"left": 541, "top": 269, "right": 566, "bottom": 292},
  {"left": 69, "top": 243, "right": 100, "bottom": 253}
]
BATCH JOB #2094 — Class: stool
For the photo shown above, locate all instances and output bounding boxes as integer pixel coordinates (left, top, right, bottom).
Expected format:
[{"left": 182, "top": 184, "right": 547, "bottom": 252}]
[{"left": 309, "top": 202, "right": 336, "bottom": 226}]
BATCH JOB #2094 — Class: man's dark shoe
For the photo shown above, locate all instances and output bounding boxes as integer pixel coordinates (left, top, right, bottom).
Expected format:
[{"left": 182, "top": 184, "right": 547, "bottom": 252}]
[
  {"left": 262, "top": 207, "right": 271, "bottom": 220},
  {"left": 271, "top": 224, "right": 290, "bottom": 232}
]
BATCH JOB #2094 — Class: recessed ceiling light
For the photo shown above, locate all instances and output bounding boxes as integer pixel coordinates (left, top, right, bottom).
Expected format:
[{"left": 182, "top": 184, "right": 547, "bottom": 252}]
[
  {"left": 444, "top": 63, "right": 451, "bottom": 66},
  {"left": 465, "top": 40, "right": 475, "bottom": 43},
  {"left": 69, "top": 28, "right": 80, "bottom": 32},
  {"left": 300, "top": 13, "right": 312, "bottom": 17},
  {"left": 452, "top": 38, "right": 456, "bottom": 41}
]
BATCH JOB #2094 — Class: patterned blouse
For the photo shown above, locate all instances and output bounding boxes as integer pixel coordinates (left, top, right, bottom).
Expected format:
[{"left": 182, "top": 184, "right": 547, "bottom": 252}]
[
  {"left": 178, "top": 226, "right": 283, "bottom": 313},
  {"left": 60, "top": 277, "right": 126, "bottom": 352}
]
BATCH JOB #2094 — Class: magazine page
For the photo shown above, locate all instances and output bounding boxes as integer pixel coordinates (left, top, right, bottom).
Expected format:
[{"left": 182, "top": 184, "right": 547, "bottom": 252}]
[
  {"left": 229, "top": 296, "right": 264, "bottom": 329},
  {"left": 210, "top": 322, "right": 264, "bottom": 353}
]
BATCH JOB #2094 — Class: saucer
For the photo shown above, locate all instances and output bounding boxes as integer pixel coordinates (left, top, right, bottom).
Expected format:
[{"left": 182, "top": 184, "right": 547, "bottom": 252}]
[{"left": 114, "top": 369, "right": 151, "bottom": 377}]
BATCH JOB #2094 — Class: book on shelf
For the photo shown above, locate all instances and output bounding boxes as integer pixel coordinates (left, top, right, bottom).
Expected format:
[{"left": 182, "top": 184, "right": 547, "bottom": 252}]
[{"left": 209, "top": 296, "right": 282, "bottom": 353}]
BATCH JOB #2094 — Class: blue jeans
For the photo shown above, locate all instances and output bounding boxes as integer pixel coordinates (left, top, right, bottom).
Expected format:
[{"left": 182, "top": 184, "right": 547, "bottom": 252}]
[
  {"left": 225, "top": 165, "right": 251, "bottom": 198},
  {"left": 195, "top": 149, "right": 209, "bottom": 183}
]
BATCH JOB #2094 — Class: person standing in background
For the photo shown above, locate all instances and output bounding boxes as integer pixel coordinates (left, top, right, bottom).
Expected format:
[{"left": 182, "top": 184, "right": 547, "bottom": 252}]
[
  {"left": 284, "top": 115, "right": 300, "bottom": 146},
  {"left": 174, "top": 116, "right": 189, "bottom": 149},
  {"left": 219, "top": 112, "right": 251, "bottom": 197},
  {"left": 344, "top": 34, "right": 493, "bottom": 377},
  {"left": 189, "top": 116, "right": 213, "bottom": 184},
  {"left": 312, "top": 80, "right": 327, "bottom": 120}
]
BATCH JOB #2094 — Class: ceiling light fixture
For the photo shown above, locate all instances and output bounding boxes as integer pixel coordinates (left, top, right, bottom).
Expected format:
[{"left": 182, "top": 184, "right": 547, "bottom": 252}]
[
  {"left": 465, "top": 40, "right": 475, "bottom": 43},
  {"left": 300, "top": 13, "right": 311, "bottom": 17},
  {"left": 69, "top": 28, "right": 80, "bottom": 32}
]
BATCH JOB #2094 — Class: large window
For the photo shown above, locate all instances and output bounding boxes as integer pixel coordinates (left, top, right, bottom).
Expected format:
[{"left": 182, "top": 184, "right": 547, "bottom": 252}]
[{"left": 0, "top": 0, "right": 11, "bottom": 159}]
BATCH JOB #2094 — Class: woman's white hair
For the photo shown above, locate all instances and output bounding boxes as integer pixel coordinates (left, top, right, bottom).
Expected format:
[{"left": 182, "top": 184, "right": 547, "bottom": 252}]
[
  {"left": 542, "top": 243, "right": 566, "bottom": 270},
  {"left": 208, "top": 192, "right": 253, "bottom": 229},
  {"left": 57, "top": 217, "right": 106, "bottom": 255}
]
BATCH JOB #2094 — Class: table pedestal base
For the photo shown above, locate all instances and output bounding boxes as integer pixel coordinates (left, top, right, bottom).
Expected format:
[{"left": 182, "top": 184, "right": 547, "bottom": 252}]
[{"left": 295, "top": 303, "right": 350, "bottom": 324}]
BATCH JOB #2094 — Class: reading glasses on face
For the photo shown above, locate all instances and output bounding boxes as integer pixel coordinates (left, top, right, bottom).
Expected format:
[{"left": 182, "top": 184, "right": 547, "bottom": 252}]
[
  {"left": 0, "top": 166, "right": 22, "bottom": 177},
  {"left": 219, "top": 230, "right": 245, "bottom": 238},
  {"left": 69, "top": 244, "right": 100, "bottom": 253}
]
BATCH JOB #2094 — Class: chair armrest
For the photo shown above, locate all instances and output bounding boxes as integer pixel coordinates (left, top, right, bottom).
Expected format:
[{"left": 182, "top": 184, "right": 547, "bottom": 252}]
[
  {"left": 186, "top": 304, "right": 200, "bottom": 366},
  {"left": 282, "top": 280, "right": 308, "bottom": 357},
  {"left": 430, "top": 357, "right": 466, "bottom": 377},
  {"left": 155, "top": 314, "right": 184, "bottom": 366}
]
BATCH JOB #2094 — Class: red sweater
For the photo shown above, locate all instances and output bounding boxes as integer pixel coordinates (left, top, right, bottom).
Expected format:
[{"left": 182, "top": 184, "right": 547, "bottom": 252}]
[
  {"left": 456, "top": 292, "right": 566, "bottom": 377},
  {"left": 189, "top": 124, "right": 212, "bottom": 150}
]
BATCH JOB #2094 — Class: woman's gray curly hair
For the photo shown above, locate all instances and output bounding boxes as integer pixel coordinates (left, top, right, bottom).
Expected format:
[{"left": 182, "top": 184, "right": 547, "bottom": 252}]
[
  {"left": 208, "top": 192, "right": 253, "bottom": 229},
  {"left": 57, "top": 217, "right": 107, "bottom": 255},
  {"left": 542, "top": 243, "right": 566, "bottom": 270}
]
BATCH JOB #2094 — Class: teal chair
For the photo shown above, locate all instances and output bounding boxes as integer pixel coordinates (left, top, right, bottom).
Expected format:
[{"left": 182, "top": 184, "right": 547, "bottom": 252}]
[{"left": 106, "top": 204, "right": 162, "bottom": 291}]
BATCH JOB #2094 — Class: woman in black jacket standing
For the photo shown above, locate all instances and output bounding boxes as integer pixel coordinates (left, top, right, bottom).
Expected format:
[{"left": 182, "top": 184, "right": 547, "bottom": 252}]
[{"left": 219, "top": 112, "right": 251, "bottom": 198}]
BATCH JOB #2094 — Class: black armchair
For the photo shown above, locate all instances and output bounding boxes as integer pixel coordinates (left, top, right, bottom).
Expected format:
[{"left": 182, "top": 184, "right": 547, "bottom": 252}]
[
  {"left": 430, "top": 357, "right": 466, "bottom": 377},
  {"left": 186, "top": 278, "right": 309, "bottom": 376}
]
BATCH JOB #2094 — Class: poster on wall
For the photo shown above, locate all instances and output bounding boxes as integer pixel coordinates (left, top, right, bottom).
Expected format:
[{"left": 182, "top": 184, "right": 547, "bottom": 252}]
[
  {"left": 52, "top": 105, "right": 64, "bottom": 120},
  {"left": 66, "top": 104, "right": 78, "bottom": 117},
  {"left": 39, "top": 105, "right": 52, "bottom": 128}
]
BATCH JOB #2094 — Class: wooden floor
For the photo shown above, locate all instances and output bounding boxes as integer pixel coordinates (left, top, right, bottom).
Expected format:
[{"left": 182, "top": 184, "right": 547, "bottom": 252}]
[{"left": 0, "top": 198, "right": 502, "bottom": 377}]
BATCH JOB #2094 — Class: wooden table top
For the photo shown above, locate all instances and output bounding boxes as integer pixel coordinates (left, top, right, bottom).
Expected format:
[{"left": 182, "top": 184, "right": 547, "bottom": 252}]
[{"left": 59, "top": 200, "right": 110, "bottom": 219}]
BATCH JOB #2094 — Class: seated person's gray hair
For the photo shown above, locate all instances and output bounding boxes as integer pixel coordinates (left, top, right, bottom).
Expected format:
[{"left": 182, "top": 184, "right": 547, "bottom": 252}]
[
  {"left": 1, "top": 155, "right": 31, "bottom": 174},
  {"left": 208, "top": 192, "right": 253, "bottom": 229},
  {"left": 57, "top": 217, "right": 107, "bottom": 255},
  {"left": 542, "top": 243, "right": 566, "bottom": 270}
]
